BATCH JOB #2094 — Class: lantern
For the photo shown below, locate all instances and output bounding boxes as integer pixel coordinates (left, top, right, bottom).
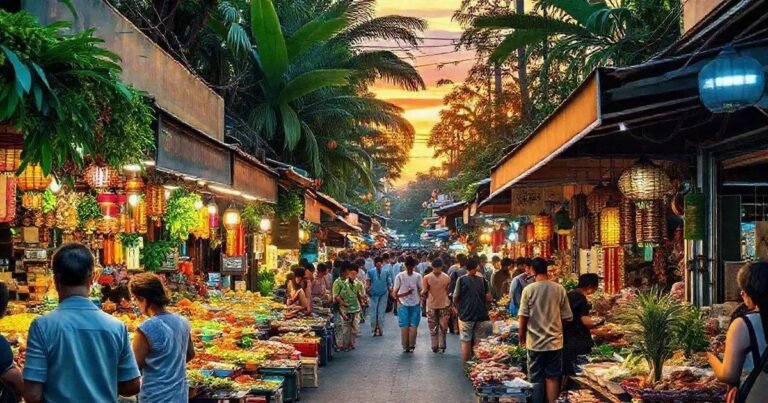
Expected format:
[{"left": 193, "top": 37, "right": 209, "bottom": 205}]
[
  {"left": 96, "top": 193, "right": 119, "bottom": 217},
  {"left": 17, "top": 164, "right": 50, "bottom": 192},
  {"left": 534, "top": 212, "right": 553, "bottom": 241},
  {"left": 223, "top": 207, "right": 241, "bottom": 230},
  {"left": 620, "top": 197, "right": 636, "bottom": 245},
  {"left": 587, "top": 183, "right": 620, "bottom": 213},
  {"left": 599, "top": 205, "right": 621, "bottom": 247},
  {"left": 259, "top": 218, "right": 271, "bottom": 232},
  {"left": 698, "top": 47, "right": 765, "bottom": 113},
  {"left": 479, "top": 232, "right": 492, "bottom": 244},
  {"left": 84, "top": 164, "right": 120, "bottom": 190},
  {"left": 618, "top": 158, "right": 671, "bottom": 206},
  {"left": 0, "top": 149, "right": 21, "bottom": 172},
  {"left": 124, "top": 177, "right": 144, "bottom": 194}
]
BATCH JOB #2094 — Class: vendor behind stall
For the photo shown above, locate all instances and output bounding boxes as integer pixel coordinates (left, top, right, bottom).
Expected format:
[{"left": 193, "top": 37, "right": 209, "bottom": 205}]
[{"left": 563, "top": 274, "right": 604, "bottom": 388}]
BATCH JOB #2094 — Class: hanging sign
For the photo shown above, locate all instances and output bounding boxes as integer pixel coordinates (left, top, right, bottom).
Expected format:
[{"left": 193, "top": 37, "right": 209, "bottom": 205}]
[
  {"left": 683, "top": 194, "right": 705, "bottom": 240},
  {"left": 221, "top": 255, "right": 246, "bottom": 274}
]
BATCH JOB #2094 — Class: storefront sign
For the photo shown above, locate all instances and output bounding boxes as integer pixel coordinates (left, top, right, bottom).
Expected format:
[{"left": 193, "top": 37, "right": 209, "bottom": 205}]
[
  {"left": 156, "top": 115, "right": 232, "bottom": 185},
  {"left": 272, "top": 216, "right": 300, "bottom": 249},
  {"left": 233, "top": 156, "right": 278, "bottom": 203},
  {"left": 683, "top": 193, "right": 705, "bottom": 240},
  {"left": 221, "top": 255, "right": 246, "bottom": 274}
]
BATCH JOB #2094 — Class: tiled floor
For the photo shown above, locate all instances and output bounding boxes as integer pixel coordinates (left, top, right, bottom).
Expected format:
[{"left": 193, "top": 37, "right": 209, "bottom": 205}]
[{"left": 301, "top": 311, "right": 476, "bottom": 403}]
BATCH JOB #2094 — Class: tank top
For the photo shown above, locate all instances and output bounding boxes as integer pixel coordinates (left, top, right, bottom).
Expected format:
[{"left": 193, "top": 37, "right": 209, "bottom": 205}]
[
  {"left": 742, "top": 313, "right": 767, "bottom": 375},
  {"left": 138, "top": 312, "right": 191, "bottom": 403}
]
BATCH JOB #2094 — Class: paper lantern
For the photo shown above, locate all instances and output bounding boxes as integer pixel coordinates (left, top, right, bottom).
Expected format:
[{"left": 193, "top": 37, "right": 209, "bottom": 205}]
[
  {"left": 223, "top": 207, "right": 241, "bottom": 230},
  {"left": 17, "top": 164, "right": 50, "bottom": 191},
  {"left": 587, "top": 183, "right": 620, "bottom": 213},
  {"left": 524, "top": 223, "right": 535, "bottom": 243},
  {"left": 259, "top": 218, "right": 271, "bottom": 232},
  {"left": 0, "top": 149, "right": 21, "bottom": 172},
  {"left": 599, "top": 206, "right": 621, "bottom": 247},
  {"left": 84, "top": 164, "right": 120, "bottom": 190},
  {"left": 636, "top": 200, "right": 664, "bottom": 245},
  {"left": 698, "top": 47, "right": 765, "bottom": 113},
  {"left": 618, "top": 159, "right": 671, "bottom": 206},
  {"left": 534, "top": 213, "right": 553, "bottom": 241}
]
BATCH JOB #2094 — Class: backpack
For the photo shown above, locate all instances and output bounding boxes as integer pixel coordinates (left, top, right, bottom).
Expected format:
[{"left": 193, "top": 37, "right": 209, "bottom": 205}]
[{"left": 736, "top": 314, "right": 768, "bottom": 403}]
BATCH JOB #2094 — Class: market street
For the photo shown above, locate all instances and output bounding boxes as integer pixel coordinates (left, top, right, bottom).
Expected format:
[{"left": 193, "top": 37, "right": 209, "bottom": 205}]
[{"left": 302, "top": 314, "right": 475, "bottom": 403}]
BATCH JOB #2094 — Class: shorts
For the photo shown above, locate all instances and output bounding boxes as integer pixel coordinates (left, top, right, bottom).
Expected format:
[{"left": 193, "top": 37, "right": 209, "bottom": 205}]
[
  {"left": 527, "top": 349, "right": 563, "bottom": 382},
  {"left": 397, "top": 305, "right": 421, "bottom": 328},
  {"left": 562, "top": 349, "right": 580, "bottom": 376},
  {"left": 458, "top": 320, "right": 492, "bottom": 343}
]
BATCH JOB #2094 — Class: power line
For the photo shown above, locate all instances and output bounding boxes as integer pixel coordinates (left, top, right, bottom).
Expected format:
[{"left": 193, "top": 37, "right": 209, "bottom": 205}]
[{"left": 413, "top": 58, "right": 476, "bottom": 68}]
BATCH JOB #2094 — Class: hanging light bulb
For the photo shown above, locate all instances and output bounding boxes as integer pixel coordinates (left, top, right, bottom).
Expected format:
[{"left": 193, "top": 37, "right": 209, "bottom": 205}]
[
  {"left": 128, "top": 194, "right": 140, "bottom": 207},
  {"left": 259, "top": 218, "right": 271, "bottom": 232},
  {"left": 223, "top": 206, "right": 241, "bottom": 230}
]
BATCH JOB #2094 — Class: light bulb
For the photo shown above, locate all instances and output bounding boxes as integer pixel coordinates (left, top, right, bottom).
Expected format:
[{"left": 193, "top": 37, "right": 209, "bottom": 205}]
[
  {"left": 128, "top": 194, "right": 140, "bottom": 207},
  {"left": 208, "top": 203, "right": 218, "bottom": 215},
  {"left": 259, "top": 218, "right": 271, "bottom": 231}
]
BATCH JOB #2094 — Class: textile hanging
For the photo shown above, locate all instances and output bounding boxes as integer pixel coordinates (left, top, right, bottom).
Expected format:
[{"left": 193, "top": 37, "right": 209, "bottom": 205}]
[{"left": 0, "top": 175, "right": 16, "bottom": 223}]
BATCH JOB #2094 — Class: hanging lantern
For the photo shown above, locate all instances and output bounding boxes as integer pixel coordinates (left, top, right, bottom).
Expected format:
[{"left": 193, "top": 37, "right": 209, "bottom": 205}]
[
  {"left": 524, "top": 222, "right": 535, "bottom": 243},
  {"left": 587, "top": 183, "right": 620, "bottom": 213},
  {"left": 553, "top": 207, "right": 572, "bottom": 234},
  {"left": 145, "top": 184, "right": 166, "bottom": 219},
  {"left": 124, "top": 177, "right": 144, "bottom": 194},
  {"left": 84, "top": 164, "right": 119, "bottom": 190},
  {"left": 96, "top": 193, "right": 119, "bottom": 218},
  {"left": 534, "top": 212, "right": 553, "bottom": 241},
  {"left": 479, "top": 232, "right": 492, "bottom": 244},
  {"left": 17, "top": 164, "right": 50, "bottom": 192},
  {"left": 259, "top": 218, "right": 271, "bottom": 232},
  {"left": 223, "top": 206, "right": 241, "bottom": 230},
  {"left": 570, "top": 193, "right": 588, "bottom": 221},
  {"left": 698, "top": 47, "right": 765, "bottom": 113},
  {"left": 599, "top": 204, "right": 621, "bottom": 247},
  {"left": 0, "top": 149, "right": 21, "bottom": 172},
  {"left": 191, "top": 207, "right": 210, "bottom": 239},
  {"left": 618, "top": 158, "right": 671, "bottom": 206}
]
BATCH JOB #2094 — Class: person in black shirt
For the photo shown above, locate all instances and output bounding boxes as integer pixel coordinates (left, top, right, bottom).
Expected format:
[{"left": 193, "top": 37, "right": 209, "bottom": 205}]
[{"left": 563, "top": 274, "right": 604, "bottom": 387}]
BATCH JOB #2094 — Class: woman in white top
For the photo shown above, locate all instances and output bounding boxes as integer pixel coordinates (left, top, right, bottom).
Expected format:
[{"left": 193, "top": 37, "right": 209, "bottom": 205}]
[{"left": 708, "top": 262, "right": 768, "bottom": 391}]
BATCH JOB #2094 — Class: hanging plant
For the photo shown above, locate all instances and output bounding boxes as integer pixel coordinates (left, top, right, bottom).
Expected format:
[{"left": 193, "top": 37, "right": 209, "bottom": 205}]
[
  {"left": 275, "top": 189, "right": 303, "bottom": 221},
  {"left": 41, "top": 189, "right": 56, "bottom": 214},
  {"left": 163, "top": 188, "right": 201, "bottom": 242},
  {"left": 241, "top": 202, "right": 274, "bottom": 231},
  {"left": 300, "top": 220, "right": 317, "bottom": 233},
  {"left": 118, "top": 233, "right": 142, "bottom": 249},
  {"left": 140, "top": 240, "right": 175, "bottom": 272},
  {"left": 77, "top": 194, "right": 103, "bottom": 228}
]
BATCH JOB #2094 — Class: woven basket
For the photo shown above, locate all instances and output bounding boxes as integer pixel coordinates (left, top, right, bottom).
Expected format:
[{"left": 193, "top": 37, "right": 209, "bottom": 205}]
[
  {"left": 620, "top": 378, "right": 726, "bottom": 402},
  {"left": 620, "top": 197, "right": 636, "bottom": 245}
]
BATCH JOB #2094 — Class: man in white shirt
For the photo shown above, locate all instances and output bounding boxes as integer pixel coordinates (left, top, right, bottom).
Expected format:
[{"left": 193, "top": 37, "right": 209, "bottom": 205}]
[{"left": 392, "top": 256, "right": 422, "bottom": 353}]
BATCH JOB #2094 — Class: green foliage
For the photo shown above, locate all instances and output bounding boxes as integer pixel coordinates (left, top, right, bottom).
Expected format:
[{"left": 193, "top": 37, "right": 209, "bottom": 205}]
[
  {"left": 41, "top": 190, "right": 56, "bottom": 214},
  {"left": 76, "top": 194, "right": 103, "bottom": 227},
  {"left": 256, "top": 269, "right": 276, "bottom": 297},
  {"left": 241, "top": 202, "right": 274, "bottom": 231},
  {"left": 615, "top": 288, "right": 686, "bottom": 383},
  {"left": 676, "top": 306, "right": 709, "bottom": 357},
  {"left": 562, "top": 278, "right": 578, "bottom": 291},
  {"left": 163, "top": 189, "right": 202, "bottom": 242},
  {"left": 119, "top": 233, "right": 142, "bottom": 249},
  {"left": 0, "top": 10, "right": 154, "bottom": 176},
  {"left": 275, "top": 189, "right": 303, "bottom": 221},
  {"left": 508, "top": 345, "right": 527, "bottom": 367},
  {"left": 140, "top": 240, "right": 175, "bottom": 272}
]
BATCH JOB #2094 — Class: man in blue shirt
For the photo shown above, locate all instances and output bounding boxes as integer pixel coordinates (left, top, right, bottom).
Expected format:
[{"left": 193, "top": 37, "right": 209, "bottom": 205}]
[
  {"left": 23, "top": 243, "right": 141, "bottom": 403},
  {"left": 367, "top": 256, "right": 393, "bottom": 337},
  {"left": 508, "top": 257, "right": 534, "bottom": 316}
]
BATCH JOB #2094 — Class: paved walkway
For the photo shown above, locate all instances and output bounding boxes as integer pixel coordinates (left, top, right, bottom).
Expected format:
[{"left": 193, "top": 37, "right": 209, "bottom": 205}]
[{"left": 302, "top": 309, "right": 476, "bottom": 403}]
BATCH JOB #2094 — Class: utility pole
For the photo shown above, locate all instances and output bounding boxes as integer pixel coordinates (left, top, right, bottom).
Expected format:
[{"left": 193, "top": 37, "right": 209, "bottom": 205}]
[{"left": 516, "top": 0, "right": 529, "bottom": 121}]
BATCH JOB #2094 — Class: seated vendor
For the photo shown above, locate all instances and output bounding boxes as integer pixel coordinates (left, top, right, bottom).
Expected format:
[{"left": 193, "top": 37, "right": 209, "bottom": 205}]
[{"left": 288, "top": 267, "right": 311, "bottom": 314}]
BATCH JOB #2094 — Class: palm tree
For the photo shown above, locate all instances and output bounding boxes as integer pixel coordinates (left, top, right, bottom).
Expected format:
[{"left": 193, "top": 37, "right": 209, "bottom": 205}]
[{"left": 473, "top": 0, "right": 681, "bottom": 79}]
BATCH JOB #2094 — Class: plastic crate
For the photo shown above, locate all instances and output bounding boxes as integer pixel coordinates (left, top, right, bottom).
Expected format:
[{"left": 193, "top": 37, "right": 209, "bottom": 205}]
[
  {"left": 291, "top": 341, "right": 319, "bottom": 358},
  {"left": 259, "top": 371, "right": 300, "bottom": 402}
]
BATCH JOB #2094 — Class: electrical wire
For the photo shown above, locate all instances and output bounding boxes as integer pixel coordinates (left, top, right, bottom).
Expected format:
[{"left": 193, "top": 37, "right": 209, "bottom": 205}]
[{"left": 413, "top": 58, "right": 477, "bottom": 68}]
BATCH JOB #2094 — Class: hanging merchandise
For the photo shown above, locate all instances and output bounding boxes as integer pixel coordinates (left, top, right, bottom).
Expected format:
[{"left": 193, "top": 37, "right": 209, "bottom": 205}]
[
  {"left": 587, "top": 183, "right": 620, "bottom": 214},
  {"left": 524, "top": 223, "right": 535, "bottom": 243},
  {"left": 223, "top": 206, "right": 241, "bottom": 230},
  {"left": 518, "top": 223, "right": 527, "bottom": 243},
  {"left": 534, "top": 212, "right": 553, "bottom": 241},
  {"left": 683, "top": 193, "right": 705, "bottom": 240},
  {"left": 55, "top": 192, "right": 79, "bottom": 233},
  {"left": 570, "top": 193, "right": 588, "bottom": 222},
  {"left": 636, "top": 200, "right": 665, "bottom": 245},
  {"left": 96, "top": 193, "right": 120, "bottom": 218},
  {"left": 603, "top": 247, "right": 622, "bottom": 294},
  {"left": 77, "top": 194, "right": 103, "bottom": 233},
  {"left": 132, "top": 197, "right": 147, "bottom": 234},
  {"left": 0, "top": 149, "right": 21, "bottom": 172},
  {"left": 698, "top": 47, "right": 766, "bottom": 113},
  {"left": 620, "top": 197, "right": 636, "bottom": 245},
  {"left": 553, "top": 207, "right": 572, "bottom": 234},
  {"left": 492, "top": 228, "right": 505, "bottom": 252},
  {"left": 17, "top": 164, "right": 51, "bottom": 210},
  {"left": 618, "top": 158, "right": 671, "bottom": 207},
  {"left": 575, "top": 216, "right": 593, "bottom": 250},
  {"left": 557, "top": 234, "right": 569, "bottom": 252},
  {"left": 84, "top": 164, "right": 121, "bottom": 190},
  {"left": 145, "top": 184, "right": 166, "bottom": 221},
  {"left": 599, "top": 204, "right": 621, "bottom": 247},
  {"left": 0, "top": 175, "right": 16, "bottom": 223}
]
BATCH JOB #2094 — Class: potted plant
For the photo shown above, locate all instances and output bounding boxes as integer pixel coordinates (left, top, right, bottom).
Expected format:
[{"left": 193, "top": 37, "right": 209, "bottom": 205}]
[{"left": 615, "top": 288, "right": 685, "bottom": 383}]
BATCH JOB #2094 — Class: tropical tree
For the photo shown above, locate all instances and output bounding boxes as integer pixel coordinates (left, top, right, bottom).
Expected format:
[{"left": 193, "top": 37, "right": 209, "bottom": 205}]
[
  {"left": 0, "top": 9, "right": 154, "bottom": 176},
  {"left": 473, "top": 0, "right": 682, "bottom": 79}
]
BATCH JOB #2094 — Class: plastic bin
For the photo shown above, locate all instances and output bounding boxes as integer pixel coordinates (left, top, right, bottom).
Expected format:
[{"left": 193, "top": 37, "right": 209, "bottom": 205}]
[
  {"left": 259, "top": 370, "right": 300, "bottom": 402},
  {"left": 291, "top": 342, "right": 319, "bottom": 358}
]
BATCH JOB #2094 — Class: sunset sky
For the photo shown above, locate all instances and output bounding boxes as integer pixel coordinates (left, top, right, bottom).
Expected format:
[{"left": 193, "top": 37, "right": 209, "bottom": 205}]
[{"left": 371, "top": 0, "right": 475, "bottom": 187}]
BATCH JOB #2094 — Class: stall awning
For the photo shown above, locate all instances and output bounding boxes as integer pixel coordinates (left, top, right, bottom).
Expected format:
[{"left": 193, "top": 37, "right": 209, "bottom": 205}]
[
  {"left": 232, "top": 148, "right": 278, "bottom": 203},
  {"left": 489, "top": 73, "right": 601, "bottom": 200}
]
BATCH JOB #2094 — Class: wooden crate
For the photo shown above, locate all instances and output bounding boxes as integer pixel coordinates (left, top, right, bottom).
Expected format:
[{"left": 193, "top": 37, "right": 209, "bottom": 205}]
[{"left": 300, "top": 358, "right": 319, "bottom": 388}]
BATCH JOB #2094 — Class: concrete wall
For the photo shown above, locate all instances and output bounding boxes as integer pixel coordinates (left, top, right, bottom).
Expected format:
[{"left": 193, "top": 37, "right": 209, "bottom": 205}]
[
  {"left": 684, "top": 0, "right": 725, "bottom": 33},
  {"left": 23, "top": 0, "right": 224, "bottom": 141}
]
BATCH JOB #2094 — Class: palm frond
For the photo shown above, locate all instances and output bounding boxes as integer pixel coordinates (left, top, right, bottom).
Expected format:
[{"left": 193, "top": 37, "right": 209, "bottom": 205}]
[
  {"left": 346, "top": 51, "right": 425, "bottom": 91},
  {"left": 341, "top": 15, "right": 426, "bottom": 46}
]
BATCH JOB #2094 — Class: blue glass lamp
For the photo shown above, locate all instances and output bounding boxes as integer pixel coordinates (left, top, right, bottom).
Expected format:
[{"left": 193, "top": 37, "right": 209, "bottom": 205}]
[{"left": 698, "top": 47, "right": 765, "bottom": 113}]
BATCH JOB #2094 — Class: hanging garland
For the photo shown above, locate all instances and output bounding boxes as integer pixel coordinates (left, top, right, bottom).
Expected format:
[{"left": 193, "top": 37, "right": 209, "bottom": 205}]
[{"left": 163, "top": 188, "right": 201, "bottom": 242}]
